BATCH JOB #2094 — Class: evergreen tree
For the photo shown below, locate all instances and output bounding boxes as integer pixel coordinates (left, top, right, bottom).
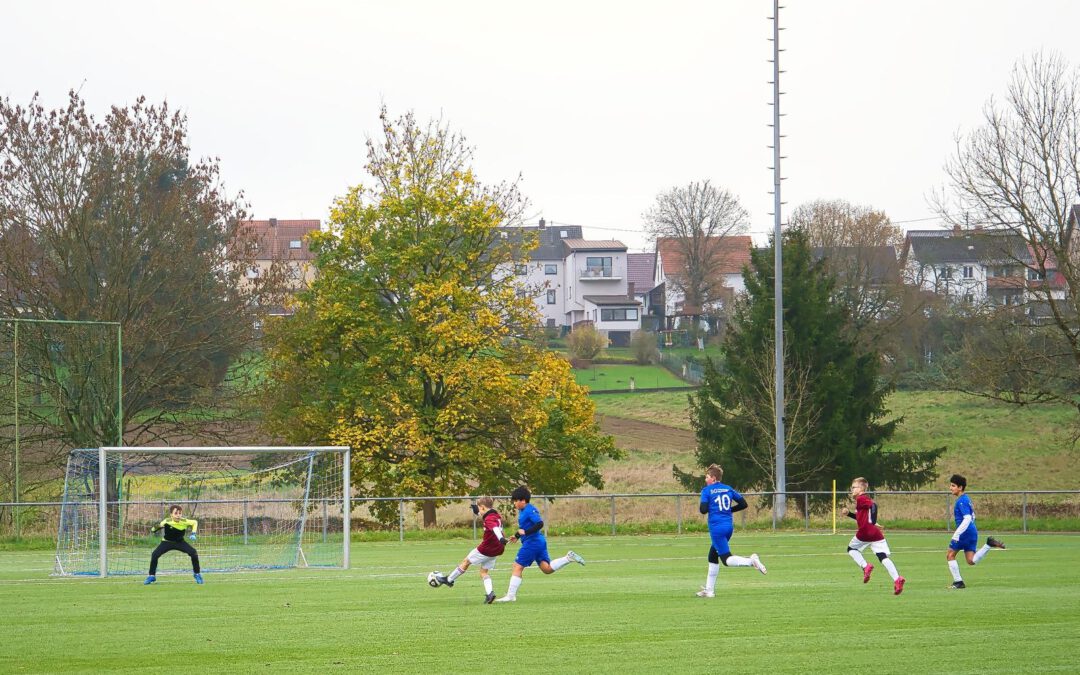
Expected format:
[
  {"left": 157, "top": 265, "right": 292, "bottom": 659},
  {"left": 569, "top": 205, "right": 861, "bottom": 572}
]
[{"left": 676, "top": 229, "right": 942, "bottom": 506}]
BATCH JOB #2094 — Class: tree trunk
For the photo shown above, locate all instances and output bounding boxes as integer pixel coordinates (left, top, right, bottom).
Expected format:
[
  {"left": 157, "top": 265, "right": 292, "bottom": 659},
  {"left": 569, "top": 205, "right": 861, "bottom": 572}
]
[{"left": 422, "top": 499, "right": 437, "bottom": 527}]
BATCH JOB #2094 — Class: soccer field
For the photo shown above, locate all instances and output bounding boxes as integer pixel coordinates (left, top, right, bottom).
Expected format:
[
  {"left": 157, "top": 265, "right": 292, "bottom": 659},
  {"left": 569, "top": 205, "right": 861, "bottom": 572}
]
[{"left": 2, "top": 533, "right": 1078, "bottom": 673}]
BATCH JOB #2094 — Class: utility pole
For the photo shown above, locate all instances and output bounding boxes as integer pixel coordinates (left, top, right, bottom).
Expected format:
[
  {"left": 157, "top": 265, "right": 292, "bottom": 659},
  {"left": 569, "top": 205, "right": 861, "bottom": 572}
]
[{"left": 768, "top": 0, "right": 787, "bottom": 521}]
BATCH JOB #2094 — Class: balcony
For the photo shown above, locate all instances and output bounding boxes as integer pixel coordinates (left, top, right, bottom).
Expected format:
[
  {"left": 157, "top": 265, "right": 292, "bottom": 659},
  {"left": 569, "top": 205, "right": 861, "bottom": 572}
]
[{"left": 578, "top": 267, "right": 621, "bottom": 281}]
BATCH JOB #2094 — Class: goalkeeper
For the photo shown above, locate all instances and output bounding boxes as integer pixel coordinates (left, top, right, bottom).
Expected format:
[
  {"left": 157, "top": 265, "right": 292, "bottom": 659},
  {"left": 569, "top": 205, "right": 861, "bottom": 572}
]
[{"left": 144, "top": 504, "right": 203, "bottom": 585}]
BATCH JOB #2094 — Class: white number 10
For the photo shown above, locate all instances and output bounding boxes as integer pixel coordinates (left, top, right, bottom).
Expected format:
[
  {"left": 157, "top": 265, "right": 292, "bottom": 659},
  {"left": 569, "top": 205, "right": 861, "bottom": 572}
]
[{"left": 714, "top": 494, "right": 732, "bottom": 511}]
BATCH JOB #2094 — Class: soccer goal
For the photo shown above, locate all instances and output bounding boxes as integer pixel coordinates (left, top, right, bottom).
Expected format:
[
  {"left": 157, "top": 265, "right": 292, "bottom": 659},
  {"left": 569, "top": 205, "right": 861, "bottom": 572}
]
[{"left": 53, "top": 446, "right": 350, "bottom": 577}]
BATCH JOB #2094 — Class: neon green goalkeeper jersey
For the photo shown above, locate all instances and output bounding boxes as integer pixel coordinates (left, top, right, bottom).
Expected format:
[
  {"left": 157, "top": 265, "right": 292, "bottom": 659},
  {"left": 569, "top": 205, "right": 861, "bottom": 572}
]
[{"left": 152, "top": 518, "right": 198, "bottom": 543}]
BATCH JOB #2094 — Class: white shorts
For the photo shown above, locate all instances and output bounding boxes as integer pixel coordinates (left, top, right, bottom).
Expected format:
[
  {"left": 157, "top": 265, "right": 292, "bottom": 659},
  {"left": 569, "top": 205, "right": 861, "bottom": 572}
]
[
  {"left": 466, "top": 548, "right": 498, "bottom": 570},
  {"left": 847, "top": 536, "right": 891, "bottom": 556}
]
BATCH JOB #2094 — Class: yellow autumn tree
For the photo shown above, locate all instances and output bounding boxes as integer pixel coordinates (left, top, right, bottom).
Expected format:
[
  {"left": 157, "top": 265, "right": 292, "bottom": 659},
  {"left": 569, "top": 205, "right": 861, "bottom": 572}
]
[{"left": 263, "top": 109, "right": 617, "bottom": 526}]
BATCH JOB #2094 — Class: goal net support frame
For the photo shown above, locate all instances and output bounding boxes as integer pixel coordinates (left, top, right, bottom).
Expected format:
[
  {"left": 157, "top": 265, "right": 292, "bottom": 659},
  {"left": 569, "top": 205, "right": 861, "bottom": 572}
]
[{"left": 57, "top": 445, "right": 350, "bottom": 578}]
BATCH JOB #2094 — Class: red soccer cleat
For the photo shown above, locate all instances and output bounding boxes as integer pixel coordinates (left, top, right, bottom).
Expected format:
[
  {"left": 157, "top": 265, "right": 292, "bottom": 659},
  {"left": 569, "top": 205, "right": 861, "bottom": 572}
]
[
  {"left": 863, "top": 564, "right": 874, "bottom": 583},
  {"left": 894, "top": 576, "right": 905, "bottom": 595}
]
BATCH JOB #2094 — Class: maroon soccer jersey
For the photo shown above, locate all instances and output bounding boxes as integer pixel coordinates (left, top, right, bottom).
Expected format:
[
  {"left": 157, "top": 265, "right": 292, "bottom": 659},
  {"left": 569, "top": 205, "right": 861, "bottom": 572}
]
[
  {"left": 476, "top": 509, "right": 506, "bottom": 557},
  {"left": 854, "top": 493, "right": 884, "bottom": 541}
]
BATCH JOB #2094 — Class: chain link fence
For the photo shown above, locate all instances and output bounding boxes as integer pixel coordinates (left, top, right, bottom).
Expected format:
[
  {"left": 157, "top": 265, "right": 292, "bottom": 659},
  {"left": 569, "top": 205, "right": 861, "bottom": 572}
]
[{"left": 4, "top": 490, "right": 1079, "bottom": 543}]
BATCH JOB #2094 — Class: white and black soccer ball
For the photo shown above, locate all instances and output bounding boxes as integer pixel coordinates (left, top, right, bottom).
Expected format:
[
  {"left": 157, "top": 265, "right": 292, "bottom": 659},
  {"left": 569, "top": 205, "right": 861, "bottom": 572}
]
[{"left": 427, "top": 571, "right": 441, "bottom": 588}]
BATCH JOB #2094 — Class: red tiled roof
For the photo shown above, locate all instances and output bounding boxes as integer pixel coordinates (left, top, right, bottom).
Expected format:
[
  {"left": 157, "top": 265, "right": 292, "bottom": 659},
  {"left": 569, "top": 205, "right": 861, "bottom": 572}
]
[
  {"left": 240, "top": 219, "right": 320, "bottom": 261},
  {"left": 626, "top": 252, "right": 657, "bottom": 291},
  {"left": 656, "top": 235, "right": 752, "bottom": 280}
]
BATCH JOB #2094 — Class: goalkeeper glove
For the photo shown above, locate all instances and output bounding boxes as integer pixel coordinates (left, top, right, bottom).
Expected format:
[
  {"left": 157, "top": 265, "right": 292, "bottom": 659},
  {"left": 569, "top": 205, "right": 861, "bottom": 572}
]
[
  {"left": 189, "top": 534, "right": 197, "bottom": 542},
  {"left": 470, "top": 503, "right": 480, "bottom": 516}
]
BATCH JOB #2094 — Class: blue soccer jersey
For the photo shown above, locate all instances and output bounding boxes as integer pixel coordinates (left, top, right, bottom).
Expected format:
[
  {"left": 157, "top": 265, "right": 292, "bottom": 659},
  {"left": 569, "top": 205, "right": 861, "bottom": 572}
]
[
  {"left": 517, "top": 503, "right": 545, "bottom": 544},
  {"left": 950, "top": 493, "right": 979, "bottom": 552},
  {"left": 701, "top": 482, "right": 743, "bottom": 530},
  {"left": 514, "top": 502, "right": 550, "bottom": 567}
]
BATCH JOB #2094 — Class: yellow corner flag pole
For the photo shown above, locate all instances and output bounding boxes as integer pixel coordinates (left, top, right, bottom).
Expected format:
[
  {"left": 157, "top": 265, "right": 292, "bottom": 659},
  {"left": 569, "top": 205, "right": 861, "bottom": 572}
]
[{"left": 832, "top": 479, "right": 837, "bottom": 535}]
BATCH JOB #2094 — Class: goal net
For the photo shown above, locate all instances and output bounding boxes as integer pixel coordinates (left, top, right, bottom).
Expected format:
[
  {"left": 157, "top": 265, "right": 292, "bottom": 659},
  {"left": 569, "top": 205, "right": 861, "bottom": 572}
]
[{"left": 53, "top": 446, "right": 350, "bottom": 577}]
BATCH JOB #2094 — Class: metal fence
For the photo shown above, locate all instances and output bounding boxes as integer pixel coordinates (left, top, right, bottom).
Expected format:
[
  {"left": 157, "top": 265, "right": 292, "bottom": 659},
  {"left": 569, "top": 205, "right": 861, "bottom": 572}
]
[{"left": 4, "top": 490, "right": 1079, "bottom": 541}]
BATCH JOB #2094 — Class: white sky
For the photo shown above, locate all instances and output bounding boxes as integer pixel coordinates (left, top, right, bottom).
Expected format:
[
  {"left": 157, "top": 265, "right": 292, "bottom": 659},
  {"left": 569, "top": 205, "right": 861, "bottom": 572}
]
[{"left": 5, "top": 1, "right": 1080, "bottom": 251}]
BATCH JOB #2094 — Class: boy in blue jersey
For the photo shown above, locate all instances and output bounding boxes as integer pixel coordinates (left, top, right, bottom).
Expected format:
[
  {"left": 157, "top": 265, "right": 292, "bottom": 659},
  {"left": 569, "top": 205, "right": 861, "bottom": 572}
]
[
  {"left": 946, "top": 474, "right": 1006, "bottom": 589},
  {"left": 696, "top": 464, "right": 766, "bottom": 597},
  {"left": 493, "top": 486, "right": 585, "bottom": 602}
]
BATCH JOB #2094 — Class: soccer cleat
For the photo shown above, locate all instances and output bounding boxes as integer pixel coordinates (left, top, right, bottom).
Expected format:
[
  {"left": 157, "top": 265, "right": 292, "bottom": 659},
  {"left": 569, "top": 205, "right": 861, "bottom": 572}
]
[
  {"left": 862, "top": 564, "right": 874, "bottom": 584},
  {"left": 493, "top": 595, "right": 516, "bottom": 602},
  {"left": 987, "top": 536, "right": 1006, "bottom": 550},
  {"left": 434, "top": 573, "right": 453, "bottom": 588},
  {"left": 894, "top": 576, "right": 905, "bottom": 595},
  {"left": 950, "top": 580, "right": 966, "bottom": 590},
  {"left": 567, "top": 550, "right": 586, "bottom": 566},
  {"left": 193, "top": 573, "right": 204, "bottom": 584},
  {"left": 143, "top": 575, "right": 156, "bottom": 585},
  {"left": 485, "top": 592, "right": 496, "bottom": 604},
  {"left": 750, "top": 553, "right": 767, "bottom": 575},
  {"left": 695, "top": 587, "right": 715, "bottom": 598}
]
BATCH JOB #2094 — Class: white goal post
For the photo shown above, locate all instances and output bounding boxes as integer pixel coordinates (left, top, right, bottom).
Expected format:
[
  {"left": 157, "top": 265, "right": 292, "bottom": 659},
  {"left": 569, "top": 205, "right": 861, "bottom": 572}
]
[{"left": 54, "top": 446, "right": 350, "bottom": 578}]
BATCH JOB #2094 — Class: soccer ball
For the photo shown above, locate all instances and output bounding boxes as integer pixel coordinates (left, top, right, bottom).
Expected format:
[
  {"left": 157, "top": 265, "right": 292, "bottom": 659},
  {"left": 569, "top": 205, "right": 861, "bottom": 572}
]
[{"left": 427, "top": 571, "right": 441, "bottom": 588}]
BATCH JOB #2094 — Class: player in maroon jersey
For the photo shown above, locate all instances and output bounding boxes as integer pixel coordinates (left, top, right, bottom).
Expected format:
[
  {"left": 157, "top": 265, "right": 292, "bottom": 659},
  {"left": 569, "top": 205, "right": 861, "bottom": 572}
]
[
  {"left": 841, "top": 477, "right": 905, "bottom": 595},
  {"left": 431, "top": 496, "right": 508, "bottom": 603}
]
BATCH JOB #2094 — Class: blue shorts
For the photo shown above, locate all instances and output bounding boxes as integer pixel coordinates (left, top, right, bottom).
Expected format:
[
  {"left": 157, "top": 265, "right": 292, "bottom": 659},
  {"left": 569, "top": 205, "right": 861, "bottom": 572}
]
[
  {"left": 515, "top": 541, "right": 551, "bottom": 567},
  {"left": 949, "top": 528, "right": 979, "bottom": 553},
  {"left": 709, "top": 524, "right": 734, "bottom": 557}
]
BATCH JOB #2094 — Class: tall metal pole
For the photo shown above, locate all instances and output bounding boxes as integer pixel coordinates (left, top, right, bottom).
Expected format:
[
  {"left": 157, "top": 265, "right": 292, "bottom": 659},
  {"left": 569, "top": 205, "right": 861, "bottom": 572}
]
[
  {"left": 770, "top": 0, "right": 787, "bottom": 521},
  {"left": 13, "top": 321, "right": 19, "bottom": 538}
]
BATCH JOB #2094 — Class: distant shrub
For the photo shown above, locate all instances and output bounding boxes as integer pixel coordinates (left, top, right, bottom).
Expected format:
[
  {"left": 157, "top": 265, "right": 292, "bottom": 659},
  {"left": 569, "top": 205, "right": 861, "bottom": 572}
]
[
  {"left": 567, "top": 324, "right": 606, "bottom": 361},
  {"left": 630, "top": 330, "right": 660, "bottom": 365}
]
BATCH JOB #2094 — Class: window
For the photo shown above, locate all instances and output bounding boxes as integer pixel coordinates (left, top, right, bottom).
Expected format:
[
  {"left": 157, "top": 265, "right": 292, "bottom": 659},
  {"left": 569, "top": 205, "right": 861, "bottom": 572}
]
[
  {"left": 514, "top": 264, "right": 527, "bottom": 276},
  {"left": 544, "top": 263, "right": 558, "bottom": 275},
  {"left": 963, "top": 266, "right": 974, "bottom": 279},
  {"left": 289, "top": 240, "right": 302, "bottom": 249},
  {"left": 246, "top": 267, "right": 260, "bottom": 279},
  {"left": 963, "top": 293, "right": 974, "bottom": 304},
  {"left": 516, "top": 289, "right": 527, "bottom": 299},
  {"left": 1028, "top": 268, "right": 1046, "bottom": 280},
  {"left": 560, "top": 230, "right": 568, "bottom": 238},
  {"left": 585, "top": 257, "right": 612, "bottom": 277},
  {"left": 547, "top": 290, "right": 557, "bottom": 304},
  {"left": 940, "top": 267, "right": 952, "bottom": 279},
  {"left": 600, "top": 308, "right": 639, "bottom": 321}
]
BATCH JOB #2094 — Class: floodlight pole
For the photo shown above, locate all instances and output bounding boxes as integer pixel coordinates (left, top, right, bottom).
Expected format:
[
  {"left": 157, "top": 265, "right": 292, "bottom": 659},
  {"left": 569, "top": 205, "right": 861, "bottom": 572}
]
[{"left": 769, "top": 0, "right": 787, "bottom": 521}]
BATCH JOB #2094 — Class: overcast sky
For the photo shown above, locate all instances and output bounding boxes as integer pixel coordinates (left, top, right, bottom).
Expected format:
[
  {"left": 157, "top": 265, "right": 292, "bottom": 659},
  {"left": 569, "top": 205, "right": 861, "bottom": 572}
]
[{"left": 6, "top": 1, "right": 1080, "bottom": 251}]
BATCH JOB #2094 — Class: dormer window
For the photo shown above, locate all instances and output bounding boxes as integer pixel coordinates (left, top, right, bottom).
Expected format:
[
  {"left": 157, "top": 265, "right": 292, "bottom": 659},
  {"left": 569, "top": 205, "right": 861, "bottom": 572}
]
[
  {"left": 289, "top": 240, "right": 302, "bottom": 249},
  {"left": 560, "top": 230, "right": 568, "bottom": 238}
]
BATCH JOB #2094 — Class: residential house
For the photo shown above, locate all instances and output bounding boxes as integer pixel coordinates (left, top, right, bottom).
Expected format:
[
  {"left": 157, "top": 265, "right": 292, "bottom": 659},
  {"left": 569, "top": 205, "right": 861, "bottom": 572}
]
[
  {"left": 901, "top": 226, "right": 1031, "bottom": 307},
  {"left": 655, "top": 235, "right": 752, "bottom": 330},
  {"left": 501, "top": 222, "right": 583, "bottom": 331},
  {"left": 239, "top": 218, "right": 320, "bottom": 315},
  {"left": 626, "top": 251, "right": 663, "bottom": 331}
]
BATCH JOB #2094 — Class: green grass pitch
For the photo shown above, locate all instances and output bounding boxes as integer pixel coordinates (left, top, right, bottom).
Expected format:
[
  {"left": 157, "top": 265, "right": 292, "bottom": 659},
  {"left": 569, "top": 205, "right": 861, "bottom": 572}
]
[{"left": 2, "top": 533, "right": 1078, "bottom": 673}]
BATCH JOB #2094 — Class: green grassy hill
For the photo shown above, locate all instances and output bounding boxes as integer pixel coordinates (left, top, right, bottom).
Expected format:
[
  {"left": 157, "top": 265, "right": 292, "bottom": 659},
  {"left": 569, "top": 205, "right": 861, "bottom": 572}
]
[{"left": 593, "top": 389, "right": 1080, "bottom": 490}]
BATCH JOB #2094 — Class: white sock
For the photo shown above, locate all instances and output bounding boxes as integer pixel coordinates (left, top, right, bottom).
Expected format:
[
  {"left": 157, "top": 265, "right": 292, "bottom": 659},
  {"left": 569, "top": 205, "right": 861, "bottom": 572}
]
[
  {"left": 447, "top": 566, "right": 464, "bottom": 583},
  {"left": 506, "top": 574, "right": 522, "bottom": 598},
  {"left": 948, "top": 559, "right": 963, "bottom": 582},
  {"left": 705, "top": 562, "right": 720, "bottom": 592},
  {"left": 973, "top": 544, "right": 991, "bottom": 564},
  {"left": 848, "top": 549, "right": 869, "bottom": 568},
  {"left": 550, "top": 556, "right": 570, "bottom": 571},
  {"left": 483, "top": 576, "right": 493, "bottom": 594},
  {"left": 881, "top": 558, "right": 900, "bottom": 581},
  {"left": 725, "top": 555, "right": 752, "bottom": 567}
]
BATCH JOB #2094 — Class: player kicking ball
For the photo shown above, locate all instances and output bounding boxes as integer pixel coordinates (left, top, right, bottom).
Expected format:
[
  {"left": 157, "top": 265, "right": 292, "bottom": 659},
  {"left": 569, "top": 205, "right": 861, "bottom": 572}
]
[
  {"left": 841, "top": 477, "right": 905, "bottom": 595},
  {"left": 144, "top": 504, "right": 203, "bottom": 585},
  {"left": 430, "top": 496, "right": 508, "bottom": 603},
  {"left": 493, "top": 486, "right": 585, "bottom": 602},
  {"left": 695, "top": 464, "right": 766, "bottom": 598}
]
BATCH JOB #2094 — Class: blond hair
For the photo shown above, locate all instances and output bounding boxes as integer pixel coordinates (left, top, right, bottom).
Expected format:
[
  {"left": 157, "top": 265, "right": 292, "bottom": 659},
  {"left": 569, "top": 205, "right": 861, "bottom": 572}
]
[
  {"left": 706, "top": 464, "right": 723, "bottom": 481},
  {"left": 851, "top": 477, "right": 868, "bottom": 489},
  {"left": 476, "top": 496, "right": 494, "bottom": 509}
]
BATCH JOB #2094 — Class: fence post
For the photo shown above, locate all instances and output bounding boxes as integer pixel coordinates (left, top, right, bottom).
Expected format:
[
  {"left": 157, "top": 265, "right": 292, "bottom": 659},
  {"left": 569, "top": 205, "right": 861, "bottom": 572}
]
[
  {"left": 771, "top": 493, "right": 777, "bottom": 531},
  {"left": 322, "top": 498, "right": 328, "bottom": 543},
  {"left": 610, "top": 496, "right": 616, "bottom": 536},
  {"left": 676, "top": 495, "right": 682, "bottom": 535},
  {"left": 946, "top": 493, "right": 951, "bottom": 531},
  {"left": 399, "top": 499, "right": 405, "bottom": 542},
  {"left": 472, "top": 499, "right": 478, "bottom": 541},
  {"left": 243, "top": 500, "right": 248, "bottom": 545},
  {"left": 804, "top": 493, "right": 809, "bottom": 531},
  {"left": 1022, "top": 492, "right": 1028, "bottom": 533}
]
